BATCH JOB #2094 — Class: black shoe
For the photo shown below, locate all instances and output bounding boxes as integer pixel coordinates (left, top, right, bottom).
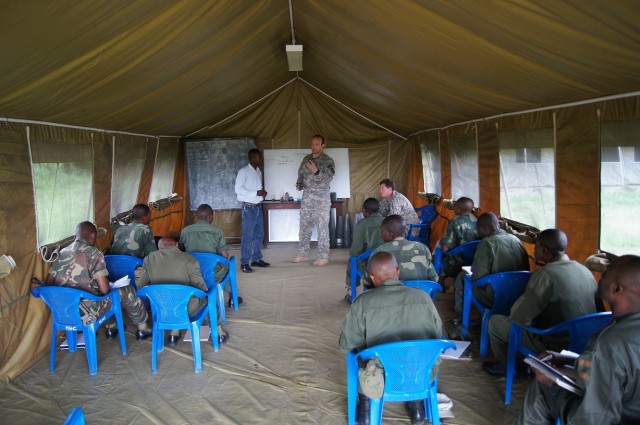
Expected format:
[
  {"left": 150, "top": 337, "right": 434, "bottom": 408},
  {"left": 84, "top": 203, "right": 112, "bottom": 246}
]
[
  {"left": 357, "top": 394, "right": 370, "bottom": 425},
  {"left": 482, "top": 360, "right": 508, "bottom": 377},
  {"left": 218, "top": 330, "right": 229, "bottom": 345},
  {"left": 241, "top": 264, "right": 254, "bottom": 273},
  {"left": 228, "top": 296, "right": 243, "bottom": 308},
  {"left": 343, "top": 293, "right": 353, "bottom": 304},
  {"left": 136, "top": 329, "right": 152, "bottom": 340},
  {"left": 405, "top": 400, "right": 426, "bottom": 425},
  {"left": 251, "top": 260, "right": 270, "bottom": 267},
  {"left": 168, "top": 334, "right": 180, "bottom": 347},
  {"left": 105, "top": 327, "right": 118, "bottom": 339}
]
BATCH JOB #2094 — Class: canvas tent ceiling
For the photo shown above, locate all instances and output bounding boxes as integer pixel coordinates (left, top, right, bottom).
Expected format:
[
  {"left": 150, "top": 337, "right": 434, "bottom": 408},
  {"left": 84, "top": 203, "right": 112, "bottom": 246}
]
[{"left": 1, "top": 0, "right": 639, "bottom": 137}]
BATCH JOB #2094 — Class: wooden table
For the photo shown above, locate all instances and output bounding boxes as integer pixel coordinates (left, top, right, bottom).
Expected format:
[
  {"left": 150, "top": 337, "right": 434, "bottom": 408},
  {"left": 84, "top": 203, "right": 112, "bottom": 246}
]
[{"left": 262, "top": 200, "right": 344, "bottom": 247}]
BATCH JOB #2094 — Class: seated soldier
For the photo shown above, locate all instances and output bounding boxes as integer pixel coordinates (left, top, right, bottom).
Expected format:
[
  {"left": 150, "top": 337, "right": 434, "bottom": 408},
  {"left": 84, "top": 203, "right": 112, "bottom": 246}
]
[
  {"left": 451, "top": 212, "right": 529, "bottom": 333},
  {"left": 378, "top": 178, "right": 420, "bottom": 236},
  {"left": 438, "top": 197, "right": 478, "bottom": 288},
  {"left": 180, "top": 204, "right": 242, "bottom": 308},
  {"left": 344, "top": 198, "right": 384, "bottom": 302},
  {"left": 516, "top": 255, "right": 640, "bottom": 425},
  {"left": 110, "top": 203, "right": 157, "bottom": 258},
  {"left": 136, "top": 237, "right": 229, "bottom": 346},
  {"left": 483, "top": 229, "right": 598, "bottom": 376},
  {"left": 363, "top": 215, "right": 438, "bottom": 287},
  {"left": 46, "top": 221, "right": 152, "bottom": 340},
  {"left": 339, "top": 252, "right": 443, "bottom": 425}
]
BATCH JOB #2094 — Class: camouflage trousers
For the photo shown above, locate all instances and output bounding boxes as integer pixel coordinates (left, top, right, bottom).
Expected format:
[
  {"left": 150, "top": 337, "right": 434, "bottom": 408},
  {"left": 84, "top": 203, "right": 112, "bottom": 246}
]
[
  {"left": 79, "top": 285, "right": 148, "bottom": 329},
  {"left": 298, "top": 196, "right": 331, "bottom": 259}
]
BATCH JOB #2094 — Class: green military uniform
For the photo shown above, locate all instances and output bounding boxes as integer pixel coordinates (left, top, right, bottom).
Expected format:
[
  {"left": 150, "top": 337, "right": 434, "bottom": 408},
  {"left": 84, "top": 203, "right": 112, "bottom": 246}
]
[
  {"left": 348, "top": 212, "right": 384, "bottom": 282},
  {"left": 517, "top": 312, "right": 640, "bottom": 425},
  {"left": 179, "top": 219, "right": 229, "bottom": 283},
  {"left": 110, "top": 222, "right": 157, "bottom": 258},
  {"left": 339, "top": 278, "right": 443, "bottom": 352},
  {"left": 137, "top": 246, "right": 216, "bottom": 332},
  {"left": 454, "top": 228, "right": 529, "bottom": 316},
  {"left": 488, "top": 255, "right": 597, "bottom": 362},
  {"left": 440, "top": 212, "right": 478, "bottom": 277},
  {"left": 48, "top": 239, "right": 148, "bottom": 327},
  {"left": 367, "top": 237, "right": 438, "bottom": 283}
]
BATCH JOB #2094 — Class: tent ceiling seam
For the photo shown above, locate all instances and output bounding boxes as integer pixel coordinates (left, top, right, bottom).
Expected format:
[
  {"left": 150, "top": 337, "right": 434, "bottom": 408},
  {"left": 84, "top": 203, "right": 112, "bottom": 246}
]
[
  {"left": 299, "top": 78, "right": 407, "bottom": 141},
  {"left": 409, "top": 91, "right": 640, "bottom": 137}
]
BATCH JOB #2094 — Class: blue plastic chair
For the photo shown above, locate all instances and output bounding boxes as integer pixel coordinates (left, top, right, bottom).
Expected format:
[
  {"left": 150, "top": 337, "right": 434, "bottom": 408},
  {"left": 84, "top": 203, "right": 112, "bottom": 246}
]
[
  {"left": 31, "top": 286, "right": 127, "bottom": 375},
  {"left": 402, "top": 280, "right": 442, "bottom": 301},
  {"left": 138, "top": 284, "right": 219, "bottom": 374},
  {"left": 62, "top": 407, "right": 85, "bottom": 425},
  {"left": 461, "top": 271, "right": 531, "bottom": 357},
  {"left": 349, "top": 248, "right": 374, "bottom": 302},
  {"left": 104, "top": 255, "right": 143, "bottom": 290},
  {"left": 190, "top": 252, "right": 238, "bottom": 323},
  {"left": 433, "top": 239, "right": 480, "bottom": 276},
  {"left": 407, "top": 205, "right": 439, "bottom": 246},
  {"left": 504, "top": 311, "right": 613, "bottom": 404},
  {"left": 347, "top": 339, "right": 455, "bottom": 425}
]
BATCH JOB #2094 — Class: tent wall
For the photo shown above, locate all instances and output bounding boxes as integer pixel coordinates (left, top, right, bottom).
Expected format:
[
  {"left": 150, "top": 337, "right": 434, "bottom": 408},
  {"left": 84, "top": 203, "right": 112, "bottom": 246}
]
[{"left": 2, "top": 94, "right": 639, "bottom": 380}]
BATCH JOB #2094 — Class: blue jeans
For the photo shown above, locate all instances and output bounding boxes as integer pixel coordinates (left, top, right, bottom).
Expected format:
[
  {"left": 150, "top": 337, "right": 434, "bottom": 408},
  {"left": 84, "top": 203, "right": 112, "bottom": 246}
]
[{"left": 241, "top": 203, "right": 264, "bottom": 264}]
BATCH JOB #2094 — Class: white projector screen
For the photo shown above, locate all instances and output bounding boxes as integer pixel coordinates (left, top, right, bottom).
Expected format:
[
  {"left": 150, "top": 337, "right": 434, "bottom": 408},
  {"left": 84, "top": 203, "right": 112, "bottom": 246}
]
[{"left": 263, "top": 148, "right": 351, "bottom": 199}]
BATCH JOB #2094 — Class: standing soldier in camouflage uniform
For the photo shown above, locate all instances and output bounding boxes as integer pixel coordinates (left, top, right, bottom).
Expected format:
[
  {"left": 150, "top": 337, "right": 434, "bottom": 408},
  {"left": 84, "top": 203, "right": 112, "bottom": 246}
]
[
  {"left": 180, "top": 203, "right": 242, "bottom": 308},
  {"left": 110, "top": 204, "right": 157, "bottom": 258},
  {"left": 439, "top": 197, "right": 479, "bottom": 286},
  {"left": 46, "top": 221, "right": 152, "bottom": 340},
  {"left": 364, "top": 215, "right": 438, "bottom": 286},
  {"left": 292, "top": 134, "right": 335, "bottom": 267},
  {"left": 378, "top": 178, "right": 420, "bottom": 236}
]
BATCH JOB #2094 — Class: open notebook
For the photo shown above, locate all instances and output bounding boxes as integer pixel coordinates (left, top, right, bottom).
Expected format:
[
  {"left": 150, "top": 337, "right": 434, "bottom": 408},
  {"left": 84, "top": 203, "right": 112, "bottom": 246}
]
[{"left": 524, "top": 354, "right": 583, "bottom": 396}]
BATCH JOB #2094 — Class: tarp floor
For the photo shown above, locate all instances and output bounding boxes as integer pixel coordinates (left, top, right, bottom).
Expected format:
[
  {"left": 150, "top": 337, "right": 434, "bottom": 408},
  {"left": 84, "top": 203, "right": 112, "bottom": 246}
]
[{"left": 0, "top": 243, "right": 531, "bottom": 424}]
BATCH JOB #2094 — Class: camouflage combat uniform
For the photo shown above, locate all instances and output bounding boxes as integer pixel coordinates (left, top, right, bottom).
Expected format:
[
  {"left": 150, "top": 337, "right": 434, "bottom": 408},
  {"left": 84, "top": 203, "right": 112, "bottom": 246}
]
[
  {"left": 180, "top": 220, "right": 229, "bottom": 283},
  {"left": 137, "top": 245, "right": 218, "bottom": 334},
  {"left": 296, "top": 152, "right": 335, "bottom": 260},
  {"left": 440, "top": 212, "right": 478, "bottom": 277},
  {"left": 110, "top": 221, "right": 157, "bottom": 258},
  {"left": 379, "top": 191, "right": 420, "bottom": 235},
  {"left": 48, "top": 238, "right": 148, "bottom": 327},
  {"left": 366, "top": 237, "right": 438, "bottom": 284}
]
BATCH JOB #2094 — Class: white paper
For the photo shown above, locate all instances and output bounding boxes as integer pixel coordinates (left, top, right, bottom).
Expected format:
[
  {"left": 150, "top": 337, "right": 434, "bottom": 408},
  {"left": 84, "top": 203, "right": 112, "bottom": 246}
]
[
  {"left": 438, "top": 393, "right": 454, "bottom": 418},
  {"left": 461, "top": 266, "right": 473, "bottom": 275},
  {"left": 441, "top": 340, "right": 472, "bottom": 360},
  {"left": 183, "top": 326, "right": 211, "bottom": 342},
  {"left": 60, "top": 333, "right": 86, "bottom": 350},
  {"left": 109, "top": 275, "right": 130, "bottom": 289}
]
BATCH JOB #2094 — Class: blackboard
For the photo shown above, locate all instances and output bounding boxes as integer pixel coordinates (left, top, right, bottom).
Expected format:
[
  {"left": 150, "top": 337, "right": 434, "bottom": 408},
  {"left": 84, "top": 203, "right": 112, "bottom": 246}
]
[{"left": 185, "top": 138, "right": 256, "bottom": 210}]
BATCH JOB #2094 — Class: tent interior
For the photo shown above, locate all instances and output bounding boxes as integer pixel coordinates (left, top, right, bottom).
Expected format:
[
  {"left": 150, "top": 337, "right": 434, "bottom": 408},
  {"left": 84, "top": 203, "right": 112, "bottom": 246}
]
[{"left": 1, "top": 1, "right": 639, "bottom": 423}]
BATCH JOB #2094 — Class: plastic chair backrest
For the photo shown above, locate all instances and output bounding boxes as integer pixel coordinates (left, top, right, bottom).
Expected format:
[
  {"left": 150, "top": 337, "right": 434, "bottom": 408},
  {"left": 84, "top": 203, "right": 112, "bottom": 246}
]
[
  {"left": 105, "top": 255, "right": 143, "bottom": 289},
  {"left": 62, "top": 407, "right": 85, "bottom": 425},
  {"left": 415, "top": 205, "right": 438, "bottom": 226},
  {"left": 433, "top": 239, "right": 480, "bottom": 275},
  {"left": 349, "top": 248, "right": 374, "bottom": 302},
  {"left": 32, "top": 286, "right": 87, "bottom": 326},
  {"left": 138, "top": 284, "right": 204, "bottom": 327},
  {"left": 190, "top": 252, "right": 238, "bottom": 320},
  {"left": 402, "top": 280, "right": 442, "bottom": 301},
  {"left": 462, "top": 271, "right": 531, "bottom": 357}
]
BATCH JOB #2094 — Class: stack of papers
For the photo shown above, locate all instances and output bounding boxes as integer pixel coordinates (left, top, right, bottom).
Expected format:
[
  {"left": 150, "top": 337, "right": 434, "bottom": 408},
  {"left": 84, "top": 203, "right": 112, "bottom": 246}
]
[{"left": 109, "top": 275, "right": 130, "bottom": 289}]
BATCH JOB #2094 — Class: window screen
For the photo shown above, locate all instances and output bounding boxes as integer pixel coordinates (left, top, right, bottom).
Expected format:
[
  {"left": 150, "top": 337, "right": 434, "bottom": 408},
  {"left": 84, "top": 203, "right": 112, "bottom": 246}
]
[
  {"left": 499, "top": 129, "right": 555, "bottom": 229},
  {"left": 600, "top": 121, "right": 640, "bottom": 255},
  {"left": 111, "top": 139, "right": 147, "bottom": 217},
  {"left": 420, "top": 136, "right": 441, "bottom": 194},
  {"left": 450, "top": 134, "right": 479, "bottom": 204},
  {"left": 30, "top": 139, "right": 94, "bottom": 245},
  {"left": 149, "top": 139, "right": 179, "bottom": 201}
]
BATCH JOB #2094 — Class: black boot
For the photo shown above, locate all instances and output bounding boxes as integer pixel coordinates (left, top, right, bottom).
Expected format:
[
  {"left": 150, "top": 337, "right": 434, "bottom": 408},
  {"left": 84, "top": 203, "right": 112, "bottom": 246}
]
[
  {"left": 405, "top": 400, "right": 425, "bottom": 425},
  {"left": 357, "top": 393, "right": 370, "bottom": 425}
]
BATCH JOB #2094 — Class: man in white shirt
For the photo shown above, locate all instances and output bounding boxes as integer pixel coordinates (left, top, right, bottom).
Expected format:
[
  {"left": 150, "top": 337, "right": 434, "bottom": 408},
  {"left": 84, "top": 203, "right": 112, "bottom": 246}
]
[{"left": 235, "top": 149, "right": 270, "bottom": 273}]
